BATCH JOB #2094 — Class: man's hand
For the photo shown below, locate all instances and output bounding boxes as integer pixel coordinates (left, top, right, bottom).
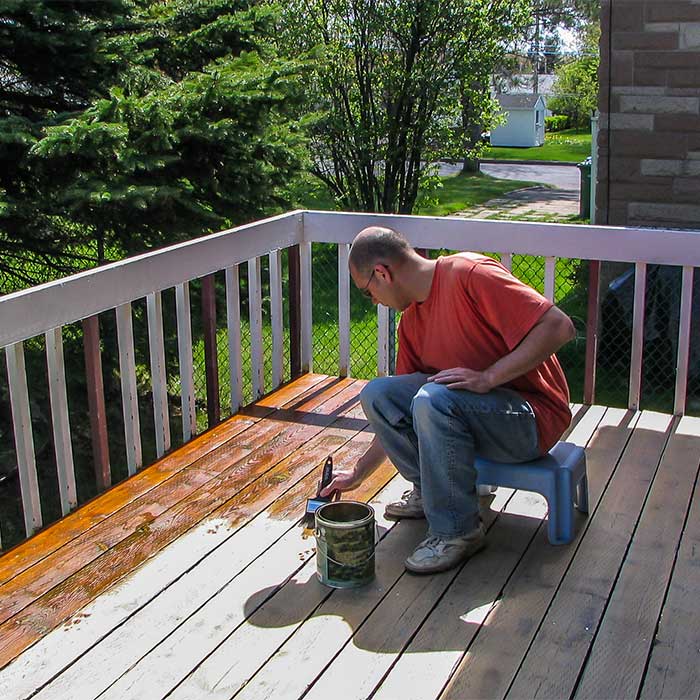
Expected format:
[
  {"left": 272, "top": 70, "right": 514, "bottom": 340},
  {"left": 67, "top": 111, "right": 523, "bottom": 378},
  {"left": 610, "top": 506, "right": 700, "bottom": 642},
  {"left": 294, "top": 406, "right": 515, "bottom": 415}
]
[
  {"left": 427, "top": 367, "right": 494, "bottom": 393},
  {"left": 319, "top": 468, "right": 362, "bottom": 497},
  {"left": 320, "top": 436, "right": 387, "bottom": 497}
]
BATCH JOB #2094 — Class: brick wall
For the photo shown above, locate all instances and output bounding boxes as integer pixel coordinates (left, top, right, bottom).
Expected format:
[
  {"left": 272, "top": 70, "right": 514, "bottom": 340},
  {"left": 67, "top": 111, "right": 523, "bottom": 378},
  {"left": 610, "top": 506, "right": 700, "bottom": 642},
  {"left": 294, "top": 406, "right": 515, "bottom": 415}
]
[{"left": 597, "top": 0, "right": 700, "bottom": 228}]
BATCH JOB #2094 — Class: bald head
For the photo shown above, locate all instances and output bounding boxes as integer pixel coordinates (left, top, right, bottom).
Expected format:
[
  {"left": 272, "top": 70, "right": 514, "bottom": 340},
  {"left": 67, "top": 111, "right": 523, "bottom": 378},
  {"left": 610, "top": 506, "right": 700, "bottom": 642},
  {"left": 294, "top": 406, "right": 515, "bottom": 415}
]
[{"left": 349, "top": 226, "right": 412, "bottom": 277}]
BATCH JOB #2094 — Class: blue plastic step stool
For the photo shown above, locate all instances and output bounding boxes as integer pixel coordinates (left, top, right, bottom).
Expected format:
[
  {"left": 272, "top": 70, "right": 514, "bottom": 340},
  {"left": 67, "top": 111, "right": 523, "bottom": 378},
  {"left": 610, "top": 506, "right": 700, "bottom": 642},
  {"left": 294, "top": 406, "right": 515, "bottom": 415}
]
[{"left": 475, "top": 441, "right": 588, "bottom": 545}]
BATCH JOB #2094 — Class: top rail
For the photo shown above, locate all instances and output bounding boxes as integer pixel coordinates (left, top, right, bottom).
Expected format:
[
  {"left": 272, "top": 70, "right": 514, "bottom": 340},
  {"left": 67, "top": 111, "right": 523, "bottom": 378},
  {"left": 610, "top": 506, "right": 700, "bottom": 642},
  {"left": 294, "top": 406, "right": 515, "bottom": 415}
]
[
  {"left": 302, "top": 211, "right": 700, "bottom": 266},
  {"left": 0, "top": 211, "right": 303, "bottom": 348}
]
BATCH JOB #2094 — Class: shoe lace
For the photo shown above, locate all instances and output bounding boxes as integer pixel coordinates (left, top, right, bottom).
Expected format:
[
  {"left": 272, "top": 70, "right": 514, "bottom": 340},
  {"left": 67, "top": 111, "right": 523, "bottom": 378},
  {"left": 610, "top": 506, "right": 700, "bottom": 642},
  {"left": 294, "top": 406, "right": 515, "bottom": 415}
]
[
  {"left": 401, "top": 489, "right": 421, "bottom": 504},
  {"left": 419, "top": 535, "right": 445, "bottom": 552}
]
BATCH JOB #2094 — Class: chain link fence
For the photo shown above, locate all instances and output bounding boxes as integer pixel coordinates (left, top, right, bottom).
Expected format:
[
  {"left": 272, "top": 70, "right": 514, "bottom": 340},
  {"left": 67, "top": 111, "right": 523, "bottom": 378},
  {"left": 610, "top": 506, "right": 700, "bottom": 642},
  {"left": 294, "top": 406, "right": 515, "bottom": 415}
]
[
  {"left": 311, "top": 243, "right": 378, "bottom": 380},
  {"left": 302, "top": 245, "right": 699, "bottom": 415},
  {"left": 598, "top": 262, "right": 700, "bottom": 414}
]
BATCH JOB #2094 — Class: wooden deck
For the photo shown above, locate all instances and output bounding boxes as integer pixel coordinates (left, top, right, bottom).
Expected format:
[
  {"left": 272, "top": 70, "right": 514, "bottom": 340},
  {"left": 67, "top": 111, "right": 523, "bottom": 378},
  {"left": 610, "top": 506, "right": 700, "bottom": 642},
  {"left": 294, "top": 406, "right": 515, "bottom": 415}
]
[{"left": 0, "top": 373, "right": 699, "bottom": 700}]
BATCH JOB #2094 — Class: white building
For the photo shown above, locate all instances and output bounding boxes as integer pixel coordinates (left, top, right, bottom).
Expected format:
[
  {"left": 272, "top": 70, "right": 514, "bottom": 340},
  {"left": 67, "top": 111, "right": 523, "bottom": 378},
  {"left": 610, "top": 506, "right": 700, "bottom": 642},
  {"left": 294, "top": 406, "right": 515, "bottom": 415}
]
[{"left": 490, "top": 94, "right": 547, "bottom": 148}]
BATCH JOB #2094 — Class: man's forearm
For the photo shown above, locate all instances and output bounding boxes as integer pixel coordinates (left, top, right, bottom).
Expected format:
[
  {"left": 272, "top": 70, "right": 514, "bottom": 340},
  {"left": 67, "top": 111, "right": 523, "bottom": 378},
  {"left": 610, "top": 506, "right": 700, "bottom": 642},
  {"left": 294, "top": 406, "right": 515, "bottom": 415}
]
[{"left": 354, "top": 435, "right": 386, "bottom": 483}]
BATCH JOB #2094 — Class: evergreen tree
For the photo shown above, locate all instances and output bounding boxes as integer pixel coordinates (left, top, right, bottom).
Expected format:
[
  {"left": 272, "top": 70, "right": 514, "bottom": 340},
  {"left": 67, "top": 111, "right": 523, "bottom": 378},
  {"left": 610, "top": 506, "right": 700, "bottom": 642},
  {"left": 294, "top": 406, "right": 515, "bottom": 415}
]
[
  {"left": 31, "top": 0, "right": 309, "bottom": 264},
  {"left": 0, "top": 0, "right": 126, "bottom": 287},
  {"left": 1, "top": 1, "right": 308, "bottom": 290}
]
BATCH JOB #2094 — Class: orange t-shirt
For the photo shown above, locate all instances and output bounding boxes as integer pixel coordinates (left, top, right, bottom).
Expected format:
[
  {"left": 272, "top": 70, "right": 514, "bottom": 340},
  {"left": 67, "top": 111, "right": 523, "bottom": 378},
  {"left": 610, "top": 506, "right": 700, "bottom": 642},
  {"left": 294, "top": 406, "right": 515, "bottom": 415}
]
[{"left": 395, "top": 253, "right": 571, "bottom": 453}]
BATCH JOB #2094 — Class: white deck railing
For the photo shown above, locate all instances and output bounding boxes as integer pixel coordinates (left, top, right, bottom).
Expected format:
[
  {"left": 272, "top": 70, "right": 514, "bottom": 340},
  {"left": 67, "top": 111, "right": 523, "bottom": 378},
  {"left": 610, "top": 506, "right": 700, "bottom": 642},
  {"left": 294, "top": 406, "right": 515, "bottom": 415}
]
[{"left": 1, "top": 210, "right": 699, "bottom": 545}]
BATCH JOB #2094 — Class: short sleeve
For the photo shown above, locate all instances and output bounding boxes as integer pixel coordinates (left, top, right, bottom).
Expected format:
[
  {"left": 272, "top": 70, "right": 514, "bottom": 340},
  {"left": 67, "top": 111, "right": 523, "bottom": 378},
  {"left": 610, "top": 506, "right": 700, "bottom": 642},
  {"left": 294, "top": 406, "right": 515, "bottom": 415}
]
[{"left": 465, "top": 259, "right": 553, "bottom": 351}]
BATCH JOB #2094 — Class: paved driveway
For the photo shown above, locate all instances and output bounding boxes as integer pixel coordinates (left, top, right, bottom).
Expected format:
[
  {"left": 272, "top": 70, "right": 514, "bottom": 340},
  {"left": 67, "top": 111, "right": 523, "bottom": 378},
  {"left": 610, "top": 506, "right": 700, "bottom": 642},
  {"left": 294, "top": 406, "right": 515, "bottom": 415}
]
[
  {"left": 481, "top": 162, "right": 580, "bottom": 191},
  {"left": 437, "top": 161, "right": 583, "bottom": 219},
  {"left": 438, "top": 161, "right": 581, "bottom": 191}
]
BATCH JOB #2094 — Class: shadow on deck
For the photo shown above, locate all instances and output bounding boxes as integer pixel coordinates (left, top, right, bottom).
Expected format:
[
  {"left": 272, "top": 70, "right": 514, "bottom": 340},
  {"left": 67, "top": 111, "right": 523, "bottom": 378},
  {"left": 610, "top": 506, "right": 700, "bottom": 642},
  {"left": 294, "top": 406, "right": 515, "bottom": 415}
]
[{"left": 0, "top": 373, "right": 699, "bottom": 700}]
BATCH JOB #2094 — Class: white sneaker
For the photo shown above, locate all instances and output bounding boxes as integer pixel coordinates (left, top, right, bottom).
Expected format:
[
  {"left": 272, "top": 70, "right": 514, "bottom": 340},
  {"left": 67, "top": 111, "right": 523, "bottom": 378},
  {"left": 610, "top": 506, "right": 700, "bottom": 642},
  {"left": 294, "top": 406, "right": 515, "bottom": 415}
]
[
  {"left": 384, "top": 489, "right": 425, "bottom": 519},
  {"left": 405, "top": 525, "right": 486, "bottom": 574}
]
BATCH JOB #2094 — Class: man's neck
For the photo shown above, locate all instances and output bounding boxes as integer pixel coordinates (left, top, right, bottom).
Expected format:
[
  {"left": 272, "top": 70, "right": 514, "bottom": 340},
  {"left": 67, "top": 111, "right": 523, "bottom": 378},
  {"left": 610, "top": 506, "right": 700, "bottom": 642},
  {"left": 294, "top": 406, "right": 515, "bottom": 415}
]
[{"left": 409, "top": 254, "right": 438, "bottom": 304}]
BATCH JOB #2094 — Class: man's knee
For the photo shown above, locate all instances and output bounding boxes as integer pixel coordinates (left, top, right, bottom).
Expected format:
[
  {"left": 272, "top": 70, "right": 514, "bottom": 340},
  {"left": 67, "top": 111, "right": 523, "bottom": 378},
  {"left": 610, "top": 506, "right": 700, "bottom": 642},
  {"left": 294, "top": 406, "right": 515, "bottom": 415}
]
[
  {"left": 360, "top": 376, "right": 400, "bottom": 415},
  {"left": 411, "top": 382, "right": 456, "bottom": 421}
]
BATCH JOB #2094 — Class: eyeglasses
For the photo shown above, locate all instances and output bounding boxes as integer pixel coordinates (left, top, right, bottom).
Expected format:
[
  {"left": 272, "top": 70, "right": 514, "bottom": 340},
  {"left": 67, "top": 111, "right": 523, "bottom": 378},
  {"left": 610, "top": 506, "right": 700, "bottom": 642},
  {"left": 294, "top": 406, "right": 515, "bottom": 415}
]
[{"left": 360, "top": 268, "right": 376, "bottom": 298}]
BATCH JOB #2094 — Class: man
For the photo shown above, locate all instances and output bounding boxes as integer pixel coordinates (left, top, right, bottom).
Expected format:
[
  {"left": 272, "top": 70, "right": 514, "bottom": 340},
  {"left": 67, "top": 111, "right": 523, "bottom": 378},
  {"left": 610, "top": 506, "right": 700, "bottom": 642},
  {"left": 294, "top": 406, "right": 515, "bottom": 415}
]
[{"left": 321, "top": 225, "right": 575, "bottom": 574}]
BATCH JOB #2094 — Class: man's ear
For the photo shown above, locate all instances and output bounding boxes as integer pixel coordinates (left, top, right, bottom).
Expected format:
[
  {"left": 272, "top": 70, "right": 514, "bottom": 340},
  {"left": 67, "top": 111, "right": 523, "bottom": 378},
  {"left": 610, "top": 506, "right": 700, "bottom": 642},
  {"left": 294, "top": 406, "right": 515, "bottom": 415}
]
[{"left": 377, "top": 263, "right": 392, "bottom": 282}]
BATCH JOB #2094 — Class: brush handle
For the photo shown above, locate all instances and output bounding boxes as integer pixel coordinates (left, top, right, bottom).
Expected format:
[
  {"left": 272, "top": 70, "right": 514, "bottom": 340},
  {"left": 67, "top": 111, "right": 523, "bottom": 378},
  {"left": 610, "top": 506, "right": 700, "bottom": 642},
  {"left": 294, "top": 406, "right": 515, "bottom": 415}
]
[{"left": 320, "top": 455, "right": 333, "bottom": 489}]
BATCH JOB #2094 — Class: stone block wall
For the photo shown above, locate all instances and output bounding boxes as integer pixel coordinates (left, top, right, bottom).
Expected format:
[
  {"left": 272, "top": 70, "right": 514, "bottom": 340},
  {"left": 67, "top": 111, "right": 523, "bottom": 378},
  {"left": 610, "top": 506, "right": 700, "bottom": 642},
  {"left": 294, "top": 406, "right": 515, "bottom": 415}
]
[{"left": 597, "top": 0, "right": 700, "bottom": 228}]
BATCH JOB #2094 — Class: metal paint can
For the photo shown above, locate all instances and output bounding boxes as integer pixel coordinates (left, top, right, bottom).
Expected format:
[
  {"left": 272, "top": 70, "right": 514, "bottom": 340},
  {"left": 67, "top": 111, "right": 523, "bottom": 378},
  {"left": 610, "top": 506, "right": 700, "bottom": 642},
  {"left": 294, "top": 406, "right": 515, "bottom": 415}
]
[{"left": 315, "top": 501, "right": 375, "bottom": 588}]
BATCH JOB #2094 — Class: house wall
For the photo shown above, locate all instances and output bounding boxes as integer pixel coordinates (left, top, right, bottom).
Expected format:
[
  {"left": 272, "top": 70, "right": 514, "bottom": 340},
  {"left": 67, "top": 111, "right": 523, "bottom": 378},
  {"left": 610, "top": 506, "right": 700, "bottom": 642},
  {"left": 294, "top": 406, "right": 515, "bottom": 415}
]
[
  {"left": 490, "top": 110, "right": 537, "bottom": 147},
  {"left": 597, "top": 0, "right": 700, "bottom": 228}
]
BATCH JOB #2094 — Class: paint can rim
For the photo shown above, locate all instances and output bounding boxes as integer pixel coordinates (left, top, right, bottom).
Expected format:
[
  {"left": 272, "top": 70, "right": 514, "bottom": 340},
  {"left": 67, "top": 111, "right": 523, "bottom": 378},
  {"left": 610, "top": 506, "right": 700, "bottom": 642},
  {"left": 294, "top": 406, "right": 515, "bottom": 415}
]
[{"left": 315, "top": 500, "right": 375, "bottom": 530}]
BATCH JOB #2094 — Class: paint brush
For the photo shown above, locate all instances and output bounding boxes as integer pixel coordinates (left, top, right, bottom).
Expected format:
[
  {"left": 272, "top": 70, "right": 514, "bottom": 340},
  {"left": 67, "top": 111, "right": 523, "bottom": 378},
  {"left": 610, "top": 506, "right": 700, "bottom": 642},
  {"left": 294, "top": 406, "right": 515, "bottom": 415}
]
[{"left": 302, "top": 455, "right": 338, "bottom": 527}]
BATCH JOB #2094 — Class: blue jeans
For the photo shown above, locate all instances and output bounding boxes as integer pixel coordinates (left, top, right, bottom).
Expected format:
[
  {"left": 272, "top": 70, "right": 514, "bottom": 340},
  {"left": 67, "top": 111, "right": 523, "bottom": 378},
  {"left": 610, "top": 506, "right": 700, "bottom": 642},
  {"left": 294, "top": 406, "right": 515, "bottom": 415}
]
[{"left": 360, "top": 373, "right": 541, "bottom": 538}]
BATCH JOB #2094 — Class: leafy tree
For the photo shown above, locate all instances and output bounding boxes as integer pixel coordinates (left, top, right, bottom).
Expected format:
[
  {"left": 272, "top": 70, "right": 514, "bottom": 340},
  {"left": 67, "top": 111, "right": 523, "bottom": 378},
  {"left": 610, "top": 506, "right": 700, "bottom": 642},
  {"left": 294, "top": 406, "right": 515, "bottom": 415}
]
[
  {"left": 548, "top": 22, "right": 600, "bottom": 127},
  {"left": 455, "top": 2, "right": 532, "bottom": 174},
  {"left": 279, "top": 0, "right": 530, "bottom": 214}
]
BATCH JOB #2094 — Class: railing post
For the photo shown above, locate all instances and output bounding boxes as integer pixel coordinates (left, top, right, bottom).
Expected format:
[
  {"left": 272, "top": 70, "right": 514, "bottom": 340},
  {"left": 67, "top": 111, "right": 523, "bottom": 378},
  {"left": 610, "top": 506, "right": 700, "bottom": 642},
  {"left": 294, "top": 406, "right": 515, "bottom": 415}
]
[
  {"left": 388, "top": 310, "right": 396, "bottom": 375},
  {"left": 116, "top": 302, "right": 142, "bottom": 476},
  {"left": 629, "top": 262, "right": 647, "bottom": 411},
  {"left": 176, "top": 282, "right": 197, "bottom": 442},
  {"left": 201, "top": 274, "right": 220, "bottom": 427},
  {"left": 147, "top": 291, "right": 171, "bottom": 458},
  {"left": 6, "top": 341, "right": 42, "bottom": 536},
  {"left": 377, "top": 305, "right": 390, "bottom": 376},
  {"left": 288, "top": 245, "right": 302, "bottom": 379},
  {"left": 247, "top": 257, "right": 265, "bottom": 399},
  {"left": 584, "top": 260, "right": 601, "bottom": 405},
  {"left": 300, "top": 242, "right": 313, "bottom": 373},
  {"left": 45, "top": 327, "right": 78, "bottom": 514},
  {"left": 674, "top": 266, "right": 694, "bottom": 415},
  {"left": 269, "top": 250, "right": 284, "bottom": 388},
  {"left": 225, "top": 266, "right": 243, "bottom": 413},
  {"left": 82, "top": 315, "right": 111, "bottom": 491},
  {"left": 338, "top": 244, "right": 351, "bottom": 377}
]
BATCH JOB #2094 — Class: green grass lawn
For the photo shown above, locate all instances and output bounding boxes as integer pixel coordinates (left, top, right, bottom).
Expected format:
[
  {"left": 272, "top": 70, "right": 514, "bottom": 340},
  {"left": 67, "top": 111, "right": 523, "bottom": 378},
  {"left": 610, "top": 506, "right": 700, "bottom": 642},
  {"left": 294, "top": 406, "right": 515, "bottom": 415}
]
[
  {"left": 484, "top": 128, "right": 591, "bottom": 163},
  {"left": 415, "top": 172, "right": 537, "bottom": 216}
]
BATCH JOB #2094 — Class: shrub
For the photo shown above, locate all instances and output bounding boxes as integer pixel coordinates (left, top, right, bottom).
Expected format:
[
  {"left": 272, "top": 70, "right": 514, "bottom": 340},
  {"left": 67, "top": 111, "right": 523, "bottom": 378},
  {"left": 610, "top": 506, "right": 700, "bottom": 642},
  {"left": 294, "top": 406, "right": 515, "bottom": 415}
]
[{"left": 545, "top": 115, "right": 569, "bottom": 132}]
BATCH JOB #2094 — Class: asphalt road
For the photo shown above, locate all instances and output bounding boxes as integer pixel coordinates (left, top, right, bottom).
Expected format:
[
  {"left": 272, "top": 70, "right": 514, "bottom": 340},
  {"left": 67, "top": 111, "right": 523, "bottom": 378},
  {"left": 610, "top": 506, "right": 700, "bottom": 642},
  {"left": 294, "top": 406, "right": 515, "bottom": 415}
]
[{"left": 438, "top": 161, "right": 581, "bottom": 192}]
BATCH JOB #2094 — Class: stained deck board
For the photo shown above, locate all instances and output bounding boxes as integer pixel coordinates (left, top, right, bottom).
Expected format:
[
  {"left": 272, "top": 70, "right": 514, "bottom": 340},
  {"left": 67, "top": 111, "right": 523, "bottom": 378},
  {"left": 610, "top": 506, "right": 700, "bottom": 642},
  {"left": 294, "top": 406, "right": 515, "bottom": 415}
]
[
  {"left": 0, "top": 372, "right": 328, "bottom": 588},
  {"left": 370, "top": 404, "right": 607, "bottom": 700},
  {"left": 0, "top": 374, "right": 355, "bottom": 665},
  {"left": 1, "top": 376, "right": 699, "bottom": 700},
  {"left": 0, "top": 376, "right": 369, "bottom": 695},
  {"left": 573, "top": 414, "right": 696, "bottom": 700},
  {"left": 244, "top": 405, "right": 592, "bottom": 700},
  {"left": 35, "top": 427, "right": 381, "bottom": 698}
]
